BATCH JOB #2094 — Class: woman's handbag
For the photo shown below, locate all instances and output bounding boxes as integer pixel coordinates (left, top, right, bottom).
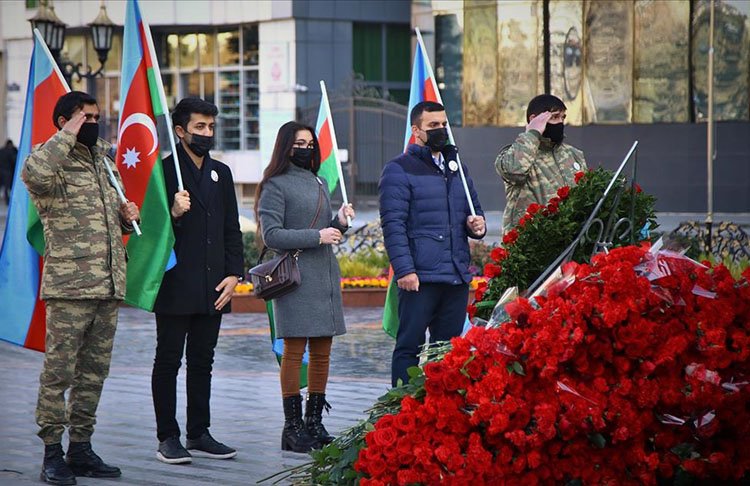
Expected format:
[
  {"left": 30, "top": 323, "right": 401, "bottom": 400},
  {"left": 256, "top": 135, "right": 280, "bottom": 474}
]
[{"left": 249, "top": 180, "right": 324, "bottom": 301}]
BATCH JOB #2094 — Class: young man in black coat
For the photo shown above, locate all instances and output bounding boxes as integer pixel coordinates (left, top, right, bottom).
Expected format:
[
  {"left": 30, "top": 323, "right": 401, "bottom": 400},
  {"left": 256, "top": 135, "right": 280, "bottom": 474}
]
[{"left": 151, "top": 97, "right": 244, "bottom": 464}]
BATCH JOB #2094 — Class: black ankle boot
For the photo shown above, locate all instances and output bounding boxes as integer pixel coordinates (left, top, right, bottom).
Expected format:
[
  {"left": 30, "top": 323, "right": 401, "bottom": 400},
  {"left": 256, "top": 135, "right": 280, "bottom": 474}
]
[
  {"left": 41, "top": 443, "right": 76, "bottom": 486},
  {"left": 65, "top": 441, "right": 121, "bottom": 478},
  {"left": 305, "top": 392, "right": 334, "bottom": 445},
  {"left": 281, "top": 395, "right": 318, "bottom": 452}
]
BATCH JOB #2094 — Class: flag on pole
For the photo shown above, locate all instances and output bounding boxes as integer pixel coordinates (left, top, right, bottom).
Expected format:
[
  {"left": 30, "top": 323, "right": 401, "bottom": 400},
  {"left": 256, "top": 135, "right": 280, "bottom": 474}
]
[
  {"left": 116, "top": 0, "right": 175, "bottom": 310},
  {"left": 0, "top": 31, "right": 69, "bottom": 351},
  {"left": 315, "top": 86, "right": 340, "bottom": 195},
  {"left": 383, "top": 28, "right": 473, "bottom": 338},
  {"left": 383, "top": 30, "right": 441, "bottom": 338}
]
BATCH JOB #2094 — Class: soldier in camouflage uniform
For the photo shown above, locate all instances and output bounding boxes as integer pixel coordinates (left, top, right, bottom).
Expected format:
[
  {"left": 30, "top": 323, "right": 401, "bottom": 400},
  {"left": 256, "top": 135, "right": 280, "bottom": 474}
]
[
  {"left": 21, "top": 91, "right": 140, "bottom": 485},
  {"left": 495, "top": 94, "right": 587, "bottom": 232}
]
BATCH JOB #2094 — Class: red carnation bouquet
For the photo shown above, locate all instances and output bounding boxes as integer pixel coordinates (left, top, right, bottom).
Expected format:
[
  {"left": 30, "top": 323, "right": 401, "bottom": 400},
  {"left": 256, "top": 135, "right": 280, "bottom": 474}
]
[{"left": 356, "top": 245, "right": 750, "bottom": 485}]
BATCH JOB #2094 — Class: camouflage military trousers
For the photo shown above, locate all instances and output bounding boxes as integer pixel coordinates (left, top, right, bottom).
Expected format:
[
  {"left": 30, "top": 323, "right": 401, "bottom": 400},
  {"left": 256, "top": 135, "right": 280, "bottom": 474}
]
[{"left": 36, "top": 299, "right": 119, "bottom": 445}]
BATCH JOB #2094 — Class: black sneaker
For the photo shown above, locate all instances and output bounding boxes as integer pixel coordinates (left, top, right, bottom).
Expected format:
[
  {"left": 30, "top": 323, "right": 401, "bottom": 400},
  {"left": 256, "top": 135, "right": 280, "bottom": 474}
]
[
  {"left": 185, "top": 432, "right": 237, "bottom": 459},
  {"left": 156, "top": 437, "right": 192, "bottom": 465},
  {"left": 65, "top": 442, "right": 121, "bottom": 478}
]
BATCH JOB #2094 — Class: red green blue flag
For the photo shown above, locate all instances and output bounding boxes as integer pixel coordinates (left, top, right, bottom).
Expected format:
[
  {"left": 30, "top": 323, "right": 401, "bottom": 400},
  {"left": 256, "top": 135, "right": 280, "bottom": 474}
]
[
  {"left": 0, "top": 31, "right": 69, "bottom": 351},
  {"left": 315, "top": 82, "right": 343, "bottom": 195},
  {"left": 116, "top": 0, "right": 175, "bottom": 310}
]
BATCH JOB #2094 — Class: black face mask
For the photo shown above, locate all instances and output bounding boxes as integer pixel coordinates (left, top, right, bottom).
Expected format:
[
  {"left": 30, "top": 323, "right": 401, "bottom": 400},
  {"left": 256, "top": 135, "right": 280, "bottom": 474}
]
[
  {"left": 423, "top": 127, "right": 449, "bottom": 152},
  {"left": 186, "top": 132, "right": 214, "bottom": 157},
  {"left": 77, "top": 122, "right": 99, "bottom": 148},
  {"left": 543, "top": 122, "right": 565, "bottom": 144},
  {"left": 290, "top": 148, "right": 315, "bottom": 170}
]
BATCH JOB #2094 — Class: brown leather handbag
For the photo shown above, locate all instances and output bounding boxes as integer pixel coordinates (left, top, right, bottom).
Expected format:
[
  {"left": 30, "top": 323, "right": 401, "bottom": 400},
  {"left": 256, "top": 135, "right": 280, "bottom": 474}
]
[{"left": 249, "top": 180, "right": 324, "bottom": 301}]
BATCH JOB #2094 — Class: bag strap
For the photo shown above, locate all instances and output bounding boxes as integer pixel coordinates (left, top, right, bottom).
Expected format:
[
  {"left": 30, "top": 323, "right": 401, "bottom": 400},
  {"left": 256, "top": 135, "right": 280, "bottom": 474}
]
[{"left": 257, "top": 177, "right": 326, "bottom": 265}]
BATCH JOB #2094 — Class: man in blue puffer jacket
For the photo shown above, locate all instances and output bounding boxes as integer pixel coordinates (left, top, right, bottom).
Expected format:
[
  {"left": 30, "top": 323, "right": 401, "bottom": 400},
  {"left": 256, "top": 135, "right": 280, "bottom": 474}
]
[{"left": 379, "top": 101, "right": 486, "bottom": 387}]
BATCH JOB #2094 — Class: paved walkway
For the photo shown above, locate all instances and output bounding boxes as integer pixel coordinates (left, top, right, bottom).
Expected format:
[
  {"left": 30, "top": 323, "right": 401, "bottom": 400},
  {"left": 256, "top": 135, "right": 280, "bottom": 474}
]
[{"left": 0, "top": 306, "right": 393, "bottom": 485}]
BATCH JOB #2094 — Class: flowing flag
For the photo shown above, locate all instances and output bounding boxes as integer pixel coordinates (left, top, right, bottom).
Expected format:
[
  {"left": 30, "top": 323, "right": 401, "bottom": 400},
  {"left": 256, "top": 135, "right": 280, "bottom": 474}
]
[
  {"left": 383, "top": 28, "right": 474, "bottom": 338},
  {"left": 116, "top": 0, "right": 176, "bottom": 310},
  {"left": 0, "top": 30, "right": 69, "bottom": 350}
]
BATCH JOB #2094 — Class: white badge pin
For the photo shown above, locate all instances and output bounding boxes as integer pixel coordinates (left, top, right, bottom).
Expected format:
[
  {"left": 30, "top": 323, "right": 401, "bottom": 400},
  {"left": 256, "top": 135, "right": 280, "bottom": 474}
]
[
  {"left": 211, "top": 169, "right": 219, "bottom": 182},
  {"left": 448, "top": 160, "right": 459, "bottom": 172},
  {"left": 573, "top": 162, "right": 581, "bottom": 171}
]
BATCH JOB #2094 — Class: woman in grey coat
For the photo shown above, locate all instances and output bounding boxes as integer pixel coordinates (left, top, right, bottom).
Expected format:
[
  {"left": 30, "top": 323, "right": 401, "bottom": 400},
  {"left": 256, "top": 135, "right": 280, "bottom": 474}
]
[{"left": 255, "top": 121, "right": 355, "bottom": 453}]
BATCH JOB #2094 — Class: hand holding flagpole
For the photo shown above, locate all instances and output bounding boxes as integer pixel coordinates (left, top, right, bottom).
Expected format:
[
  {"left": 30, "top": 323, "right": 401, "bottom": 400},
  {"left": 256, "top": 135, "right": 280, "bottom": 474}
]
[
  {"left": 102, "top": 158, "right": 142, "bottom": 235},
  {"left": 414, "top": 28, "right": 476, "bottom": 217},
  {"left": 320, "top": 80, "right": 351, "bottom": 227}
]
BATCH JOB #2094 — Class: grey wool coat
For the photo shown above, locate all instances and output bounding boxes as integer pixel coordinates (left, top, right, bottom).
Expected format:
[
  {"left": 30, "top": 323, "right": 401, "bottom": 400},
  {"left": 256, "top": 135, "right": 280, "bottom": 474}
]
[{"left": 257, "top": 164, "right": 347, "bottom": 338}]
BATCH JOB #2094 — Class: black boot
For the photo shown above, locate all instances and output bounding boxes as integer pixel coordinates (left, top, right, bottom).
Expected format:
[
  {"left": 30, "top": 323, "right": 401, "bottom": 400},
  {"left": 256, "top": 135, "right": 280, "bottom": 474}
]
[
  {"left": 281, "top": 395, "right": 318, "bottom": 452},
  {"left": 65, "top": 441, "right": 121, "bottom": 478},
  {"left": 305, "top": 392, "right": 334, "bottom": 445},
  {"left": 41, "top": 443, "right": 76, "bottom": 486}
]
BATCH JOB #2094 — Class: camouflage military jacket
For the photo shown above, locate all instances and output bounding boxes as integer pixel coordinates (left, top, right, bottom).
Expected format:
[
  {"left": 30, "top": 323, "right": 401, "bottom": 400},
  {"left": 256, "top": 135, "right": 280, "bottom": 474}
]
[
  {"left": 495, "top": 130, "right": 586, "bottom": 232},
  {"left": 21, "top": 129, "right": 132, "bottom": 300}
]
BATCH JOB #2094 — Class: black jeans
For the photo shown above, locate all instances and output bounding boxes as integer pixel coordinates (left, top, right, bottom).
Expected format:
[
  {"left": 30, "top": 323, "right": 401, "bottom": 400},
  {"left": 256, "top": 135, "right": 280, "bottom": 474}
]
[
  {"left": 152, "top": 313, "right": 221, "bottom": 442},
  {"left": 392, "top": 283, "right": 469, "bottom": 387}
]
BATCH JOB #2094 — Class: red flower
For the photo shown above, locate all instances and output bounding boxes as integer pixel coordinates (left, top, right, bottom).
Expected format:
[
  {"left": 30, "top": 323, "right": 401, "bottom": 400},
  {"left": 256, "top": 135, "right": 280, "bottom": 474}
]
[
  {"left": 518, "top": 214, "right": 532, "bottom": 228},
  {"left": 490, "top": 247, "right": 509, "bottom": 263},
  {"left": 557, "top": 186, "right": 570, "bottom": 199},
  {"left": 635, "top": 183, "right": 642, "bottom": 194},
  {"left": 574, "top": 171, "right": 585, "bottom": 184},
  {"left": 467, "top": 303, "right": 477, "bottom": 319},
  {"left": 502, "top": 229, "right": 519, "bottom": 245},
  {"left": 526, "top": 203, "right": 543, "bottom": 215},
  {"left": 483, "top": 263, "right": 502, "bottom": 279}
]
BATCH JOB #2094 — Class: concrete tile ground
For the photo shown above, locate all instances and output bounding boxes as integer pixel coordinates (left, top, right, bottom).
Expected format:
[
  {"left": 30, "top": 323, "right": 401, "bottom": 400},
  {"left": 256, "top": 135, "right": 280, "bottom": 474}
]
[{"left": 0, "top": 306, "right": 393, "bottom": 486}]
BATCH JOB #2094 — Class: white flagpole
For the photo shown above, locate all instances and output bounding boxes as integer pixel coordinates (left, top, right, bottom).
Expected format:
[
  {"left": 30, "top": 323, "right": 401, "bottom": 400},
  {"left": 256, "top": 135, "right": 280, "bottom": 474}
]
[
  {"left": 414, "top": 28, "right": 476, "bottom": 217},
  {"left": 319, "top": 80, "right": 351, "bottom": 227},
  {"left": 140, "top": 7, "right": 184, "bottom": 192},
  {"left": 33, "top": 29, "right": 71, "bottom": 92}
]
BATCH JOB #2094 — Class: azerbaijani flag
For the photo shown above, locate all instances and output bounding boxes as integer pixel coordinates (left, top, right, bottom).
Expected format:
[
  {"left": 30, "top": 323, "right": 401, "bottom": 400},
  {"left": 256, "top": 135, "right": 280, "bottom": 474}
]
[
  {"left": 116, "top": 0, "right": 175, "bottom": 310},
  {"left": 315, "top": 81, "right": 344, "bottom": 195},
  {"left": 0, "top": 31, "right": 68, "bottom": 351}
]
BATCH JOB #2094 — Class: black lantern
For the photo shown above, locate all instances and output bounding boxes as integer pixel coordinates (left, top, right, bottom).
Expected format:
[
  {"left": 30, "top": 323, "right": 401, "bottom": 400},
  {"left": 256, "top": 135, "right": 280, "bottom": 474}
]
[
  {"left": 29, "top": 0, "right": 116, "bottom": 85},
  {"left": 88, "top": 3, "right": 115, "bottom": 66}
]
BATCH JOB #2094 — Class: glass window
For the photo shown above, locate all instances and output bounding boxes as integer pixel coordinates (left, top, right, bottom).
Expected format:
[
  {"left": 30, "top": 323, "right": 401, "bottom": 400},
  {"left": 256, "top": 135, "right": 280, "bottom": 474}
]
[
  {"left": 166, "top": 34, "right": 178, "bottom": 69},
  {"left": 179, "top": 34, "right": 197, "bottom": 69},
  {"left": 218, "top": 71, "right": 241, "bottom": 150},
  {"left": 463, "top": 0, "right": 498, "bottom": 126},
  {"left": 243, "top": 25, "right": 259, "bottom": 66},
  {"left": 385, "top": 24, "right": 410, "bottom": 82},
  {"left": 218, "top": 30, "right": 240, "bottom": 66},
  {"left": 203, "top": 72, "right": 215, "bottom": 105},
  {"left": 198, "top": 33, "right": 215, "bottom": 68},
  {"left": 181, "top": 72, "right": 201, "bottom": 98},
  {"left": 633, "top": 0, "right": 690, "bottom": 123},
  {"left": 353, "top": 23, "right": 383, "bottom": 82},
  {"left": 435, "top": 9, "right": 464, "bottom": 126},
  {"left": 86, "top": 33, "right": 121, "bottom": 73},
  {"left": 61, "top": 34, "right": 85, "bottom": 65},
  {"left": 161, "top": 73, "right": 177, "bottom": 110}
]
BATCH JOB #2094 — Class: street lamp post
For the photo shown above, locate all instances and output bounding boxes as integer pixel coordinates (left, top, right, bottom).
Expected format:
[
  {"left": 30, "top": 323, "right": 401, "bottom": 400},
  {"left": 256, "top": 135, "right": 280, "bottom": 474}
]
[{"left": 29, "top": 0, "right": 115, "bottom": 87}]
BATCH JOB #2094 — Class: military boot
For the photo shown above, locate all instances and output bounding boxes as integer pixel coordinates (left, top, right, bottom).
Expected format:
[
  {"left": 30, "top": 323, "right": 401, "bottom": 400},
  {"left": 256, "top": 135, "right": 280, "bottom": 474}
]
[
  {"left": 65, "top": 441, "right": 121, "bottom": 478},
  {"left": 41, "top": 443, "right": 76, "bottom": 486}
]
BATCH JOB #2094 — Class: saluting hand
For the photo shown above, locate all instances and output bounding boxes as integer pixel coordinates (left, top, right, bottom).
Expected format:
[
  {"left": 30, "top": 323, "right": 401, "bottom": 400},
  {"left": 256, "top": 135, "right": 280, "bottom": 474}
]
[
  {"left": 526, "top": 111, "right": 553, "bottom": 135},
  {"left": 215, "top": 275, "right": 239, "bottom": 311},
  {"left": 171, "top": 190, "right": 190, "bottom": 218},
  {"left": 62, "top": 112, "right": 87, "bottom": 136}
]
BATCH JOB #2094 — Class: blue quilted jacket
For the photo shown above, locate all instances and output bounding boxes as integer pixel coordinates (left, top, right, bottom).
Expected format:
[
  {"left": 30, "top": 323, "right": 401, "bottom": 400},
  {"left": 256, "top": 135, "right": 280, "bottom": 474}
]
[{"left": 378, "top": 144, "right": 485, "bottom": 285}]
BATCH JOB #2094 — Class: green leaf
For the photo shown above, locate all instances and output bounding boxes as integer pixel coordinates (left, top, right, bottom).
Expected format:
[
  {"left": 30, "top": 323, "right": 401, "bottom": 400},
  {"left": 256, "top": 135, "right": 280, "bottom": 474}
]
[
  {"left": 327, "top": 444, "right": 342, "bottom": 458},
  {"left": 511, "top": 361, "right": 526, "bottom": 376},
  {"left": 588, "top": 433, "right": 606, "bottom": 449},
  {"left": 407, "top": 366, "right": 422, "bottom": 378},
  {"left": 670, "top": 443, "right": 696, "bottom": 459},
  {"left": 476, "top": 299, "right": 498, "bottom": 309},
  {"left": 364, "top": 422, "right": 375, "bottom": 432}
]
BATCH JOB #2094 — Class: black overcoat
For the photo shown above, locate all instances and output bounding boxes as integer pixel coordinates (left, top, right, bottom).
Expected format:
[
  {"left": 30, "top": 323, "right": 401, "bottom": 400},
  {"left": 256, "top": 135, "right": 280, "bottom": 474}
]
[{"left": 153, "top": 143, "right": 244, "bottom": 315}]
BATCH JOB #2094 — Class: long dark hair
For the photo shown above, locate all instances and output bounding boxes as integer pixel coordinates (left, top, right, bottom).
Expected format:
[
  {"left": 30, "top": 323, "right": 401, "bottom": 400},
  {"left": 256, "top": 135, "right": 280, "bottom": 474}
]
[{"left": 254, "top": 121, "right": 321, "bottom": 244}]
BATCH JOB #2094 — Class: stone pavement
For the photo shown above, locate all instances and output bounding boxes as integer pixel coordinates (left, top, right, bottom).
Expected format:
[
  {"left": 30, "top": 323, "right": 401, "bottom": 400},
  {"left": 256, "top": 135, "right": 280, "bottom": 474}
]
[{"left": 0, "top": 306, "right": 394, "bottom": 486}]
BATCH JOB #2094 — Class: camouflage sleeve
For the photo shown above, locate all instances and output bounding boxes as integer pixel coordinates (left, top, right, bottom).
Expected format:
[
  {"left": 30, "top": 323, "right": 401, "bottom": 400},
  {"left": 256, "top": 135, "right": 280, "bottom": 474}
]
[
  {"left": 494, "top": 130, "right": 542, "bottom": 186},
  {"left": 21, "top": 130, "right": 76, "bottom": 196}
]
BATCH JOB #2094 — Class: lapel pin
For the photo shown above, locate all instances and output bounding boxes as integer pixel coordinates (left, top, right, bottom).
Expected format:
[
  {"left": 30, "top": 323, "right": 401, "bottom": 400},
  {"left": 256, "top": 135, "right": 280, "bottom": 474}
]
[
  {"left": 448, "top": 160, "right": 459, "bottom": 172},
  {"left": 211, "top": 169, "right": 219, "bottom": 182},
  {"left": 573, "top": 162, "right": 581, "bottom": 170}
]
